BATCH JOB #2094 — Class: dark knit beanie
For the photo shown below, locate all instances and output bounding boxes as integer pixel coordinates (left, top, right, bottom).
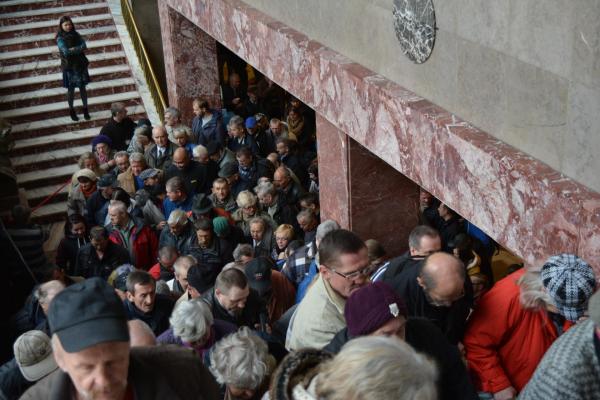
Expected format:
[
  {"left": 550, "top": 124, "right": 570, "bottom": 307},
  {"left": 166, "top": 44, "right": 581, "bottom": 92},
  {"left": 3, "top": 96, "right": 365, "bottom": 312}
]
[{"left": 345, "top": 281, "right": 408, "bottom": 337}]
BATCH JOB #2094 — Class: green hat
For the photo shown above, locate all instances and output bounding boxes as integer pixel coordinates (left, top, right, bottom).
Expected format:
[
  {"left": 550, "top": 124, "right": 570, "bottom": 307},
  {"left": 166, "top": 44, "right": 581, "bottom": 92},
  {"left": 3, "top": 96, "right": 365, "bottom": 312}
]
[{"left": 212, "top": 217, "right": 230, "bottom": 236}]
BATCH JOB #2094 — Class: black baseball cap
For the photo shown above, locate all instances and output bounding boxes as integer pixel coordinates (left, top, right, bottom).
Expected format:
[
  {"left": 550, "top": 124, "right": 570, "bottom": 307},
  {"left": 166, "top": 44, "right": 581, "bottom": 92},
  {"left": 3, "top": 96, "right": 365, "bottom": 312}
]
[
  {"left": 187, "top": 265, "right": 214, "bottom": 294},
  {"left": 97, "top": 174, "right": 118, "bottom": 189},
  {"left": 48, "top": 278, "right": 129, "bottom": 353},
  {"left": 245, "top": 257, "right": 273, "bottom": 296}
]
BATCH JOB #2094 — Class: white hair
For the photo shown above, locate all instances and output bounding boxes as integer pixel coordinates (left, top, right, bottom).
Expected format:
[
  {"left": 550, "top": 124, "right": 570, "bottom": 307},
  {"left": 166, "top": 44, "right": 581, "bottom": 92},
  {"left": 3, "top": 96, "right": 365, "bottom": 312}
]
[
  {"left": 109, "top": 200, "right": 127, "bottom": 214},
  {"left": 316, "top": 219, "right": 340, "bottom": 242},
  {"left": 254, "top": 182, "right": 276, "bottom": 197},
  {"left": 34, "top": 280, "right": 66, "bottom": 306},
  {"left": 193, "top": 145, "right": 208, "bottom": 158},
  {"left": 518, "top": 266, "right": 553, "bottom": 310},
  {"left": 209, "top": 327, "right": 270, "bottom": 390},
  {"left": 173, "top": 255, "right": 197, "bottom": 274},
  {"left": 170, "top": 299, "right": 214, "bottom": 343},
  {"left": 316, "top": 336, "right": 437, "bottom": 400},
  {"left": 167, "top": 209, "right": 188, "bottom": 226}
]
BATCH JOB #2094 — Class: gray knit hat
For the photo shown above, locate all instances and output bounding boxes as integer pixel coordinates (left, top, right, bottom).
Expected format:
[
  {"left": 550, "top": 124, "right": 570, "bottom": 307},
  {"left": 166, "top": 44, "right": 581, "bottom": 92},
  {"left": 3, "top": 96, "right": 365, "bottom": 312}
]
[{"left": 541, "top": 253, "right": 596, "bottom": 322}]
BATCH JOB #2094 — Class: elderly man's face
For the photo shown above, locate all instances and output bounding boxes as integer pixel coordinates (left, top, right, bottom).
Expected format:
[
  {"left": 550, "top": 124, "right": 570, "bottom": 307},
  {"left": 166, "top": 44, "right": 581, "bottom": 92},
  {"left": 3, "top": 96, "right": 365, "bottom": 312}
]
[
  {"left": 152, "top": 128, "right": 168, "bottom": 147},
  {"left": 172, "top": 151, "right": 189, "bottom": 170},
  {"left": 175, "top": 268, "right": 189, "bottom": 291},
  {"left": 196, "top": 229, "right": 212, "bottom": 249},
  {"left": 166, "top": 188, "right": 183, "bottom": 202},
  {"left": 320, "top": 247, "right": 370, "bottom": 299},
  {"left": 237, "top": 154, "right": 252, "bottom": 168},
  {"left": 297, "top": 216, "right": 315, "bottom": 232},
  {"left": 270, "top": 122, "right": 282, "bottom": 135},
  {"left": 115, "top": 156, "right": 129, "bottom": 173},
  {"left": 164, "top": 111, "right": 179, "bottom": 127},
  {"left": 273, "top": 171, "right": 289, "bottom": 189},
  {"left": 229, "top": 125, "right": 244, "bottom": 138},
  {"left": 276, "top": 142, "right": 287, "bottom": 157},
  {"left": 215, "top": 285, "right": 249, "bottom": 316},
  {"left": 212, "top": 181, "right": 230, "bottom": 201},
  {"left": 130, "top": 160, "right": 144, "bottom": 176},
  {"left": 258, "top": 193, "right": 273, "bottom": 207},
  {"left": 250, "top": 223, "right": 265, "bottom": 242},
  {"left": 54, "top": 339, "right": 130, "bottom": 400},
  {"left": 128, "top": 283, "right": 156, "bottom": 314},
  {"left": 169, "top": 221, "right": 186, "bottom": 237},
  {"left": 108, "top": 208, "right": 127, "bottom": 228}
]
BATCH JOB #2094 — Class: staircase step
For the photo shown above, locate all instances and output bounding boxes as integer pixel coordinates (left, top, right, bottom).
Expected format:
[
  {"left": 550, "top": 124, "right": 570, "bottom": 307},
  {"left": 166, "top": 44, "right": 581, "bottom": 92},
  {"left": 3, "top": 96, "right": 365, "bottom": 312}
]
[
  {"left": 0, "top": 90, "right": 140, "bottom": 119},
  {"left": 0, "top": 13, "right": 112, "bottom": 37},
  {"left": 1, "top": 2, "right": 108, "bottom": 20},
  {"left": 0, "top": 38, "right": 121, "bottom": 62},
  {"left": 12, "top": 144, "right": 90, "bottom": 171},
  {"left": 0, "top": 50, "right": 125, "bottom": 74},
  {"left": 27, "top": 184, "right": 69, "bottom": 204},
  {"left": 0, "top": 77, "right": 136, "bottom": 110},
  {"left": 11, "top": 104, "right": 146, "bottom": 136},
  {"left": 0, "top": 64, "right": 130, "bottom": 90},
  {"left": 0, "top": 25, "right": 116, "bottom": 48},
  {"left": 0, "top": 0, "right": 106, "bottom": 13},
  {"left": 30, "top": 201, "right": 68, "bottom": 222},
  {"left": 17, "top": 163, "right": 78, "bottom": 186},
  {"left": 14, "top": 126, "right": 98, "bottom": 152}
]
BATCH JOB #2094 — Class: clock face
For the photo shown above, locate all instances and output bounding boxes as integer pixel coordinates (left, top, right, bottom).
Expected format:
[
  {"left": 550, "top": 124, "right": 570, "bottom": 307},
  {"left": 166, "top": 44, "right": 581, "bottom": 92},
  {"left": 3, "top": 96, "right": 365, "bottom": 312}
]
[{"left": 392, "top": 0, "right": 436, "bottom": 64}]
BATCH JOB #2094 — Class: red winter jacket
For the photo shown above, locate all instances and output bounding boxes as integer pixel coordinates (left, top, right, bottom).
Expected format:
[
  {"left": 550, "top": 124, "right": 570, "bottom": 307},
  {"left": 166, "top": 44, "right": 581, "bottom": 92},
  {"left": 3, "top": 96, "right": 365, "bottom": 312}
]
[
  {"left": 109, "top": 222, "right": 158, "bottom": 271},
  {"left": 463, "top": 269, "right": 572, "bottom": 394}
]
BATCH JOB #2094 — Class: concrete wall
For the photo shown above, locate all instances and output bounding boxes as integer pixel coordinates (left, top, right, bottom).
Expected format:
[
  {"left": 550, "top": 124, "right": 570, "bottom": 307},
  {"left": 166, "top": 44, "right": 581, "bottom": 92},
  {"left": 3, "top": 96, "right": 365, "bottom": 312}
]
[{"left": 241, "top": 0, "right": 600, "bottom": 193}]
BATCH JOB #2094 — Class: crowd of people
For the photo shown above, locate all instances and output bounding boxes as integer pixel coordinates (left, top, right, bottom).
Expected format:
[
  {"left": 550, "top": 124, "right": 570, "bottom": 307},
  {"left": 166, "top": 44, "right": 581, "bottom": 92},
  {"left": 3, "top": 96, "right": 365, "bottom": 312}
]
[{"left": 1, "top": 18, "right": 600, "bottom": 400}]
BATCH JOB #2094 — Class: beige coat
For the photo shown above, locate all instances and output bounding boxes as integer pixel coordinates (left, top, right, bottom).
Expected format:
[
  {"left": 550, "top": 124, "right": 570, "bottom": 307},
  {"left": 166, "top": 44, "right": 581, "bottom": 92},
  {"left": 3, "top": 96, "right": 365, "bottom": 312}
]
[
  {"left": 286, "top": 274, "right": 346, "bottom": 351},
  {"left": 117, "top": 167, "right": 136, "bottom": 197}
]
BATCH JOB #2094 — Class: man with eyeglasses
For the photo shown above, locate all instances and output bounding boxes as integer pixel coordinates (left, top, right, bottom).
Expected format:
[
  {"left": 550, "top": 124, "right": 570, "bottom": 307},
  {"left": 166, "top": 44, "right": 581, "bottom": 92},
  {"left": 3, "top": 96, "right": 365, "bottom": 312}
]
[
  {"left": 286, "top": 229, "right": 370, "bottom": 350},
  {"left": 390, "top": 251, "right": 473, "bottom": 345}
]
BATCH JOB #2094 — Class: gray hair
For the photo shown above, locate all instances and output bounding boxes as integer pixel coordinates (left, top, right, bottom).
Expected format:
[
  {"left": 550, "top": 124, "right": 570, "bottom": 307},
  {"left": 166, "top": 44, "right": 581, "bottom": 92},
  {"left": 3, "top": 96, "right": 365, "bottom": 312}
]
[
  {"left": 193, "top": 145, "right": 208, "bottom": 159},
  {"left": 209, "top": 327, "right": 270, "bottom": 390},
  {"left": 165, "top": 106, "right": 181, "bottom": 118},
  {"left": 316, "top": 219, "right": 340, "bottom": 242},
  {"left": 173, "top": 125, "right": 191, "bottom": 138},
  {"left": 129, "top": 152, "right": 146, "bottom": 164},
  {"left": 113, "top": 151, "right": 129, "bottom": 161},
  {"left": 316, "top": 336, "right": 437, "bottom": 400},
  {"left": 34, "top": 280, "right": 66, "bottom": 306},
  {"left": 155, "top": 280, "right": 171, "bottom": 296},
  {"left": 167, "top": 209, "right": 188, "bottom": 227},
  {"left": 134, "top": 125, "right": 151, "bottom": 138},
  {"left": 408, "top": 225, "right": 440, "bottom": 250},
  {"left": 227, "top": 115, "right": 244, "bottom": 129},
  {"left": 233, "top": 243, "right": 254, "bottom": 262},
  {"left": 174, "top": 255, "right": 197, "bottom": 274},
  {"left": 255, "top": 182, "right": 276, "bottom": 197},
  {"left": 518, "top": 266, "right": 553, "bottom": 310},
  {"left": 108, "top": 200, "right": 127, "bottom": 215},
  {"left": 170, "top": 299, "right": 214, "bottom": 343},
  {"left": 249, "top": 217, "right": 266, "bottom": 229},
  {"left": 110, "top": 102, "right": 125, "bottom": 117},
  {"left": 77, "top": 152, "right": 97, "bottom": 169}
]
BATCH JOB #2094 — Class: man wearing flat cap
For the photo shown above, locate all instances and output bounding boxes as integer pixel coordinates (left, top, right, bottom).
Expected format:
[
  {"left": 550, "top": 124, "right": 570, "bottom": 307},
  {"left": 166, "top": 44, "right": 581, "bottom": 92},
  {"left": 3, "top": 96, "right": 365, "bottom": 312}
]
[
  {"left": 20, "top": 278, "right": 219, "bottom": 399},
  {"left": 86, "top": 173, "right": 119, "bottom": 226}
]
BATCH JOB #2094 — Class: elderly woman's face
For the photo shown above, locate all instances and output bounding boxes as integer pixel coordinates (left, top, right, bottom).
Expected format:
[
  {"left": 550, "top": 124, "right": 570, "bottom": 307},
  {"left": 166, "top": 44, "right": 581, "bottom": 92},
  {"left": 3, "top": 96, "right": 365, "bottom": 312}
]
[
  {"left": 241, "top": 204, "right": 257, "bottom": 218},
  {"left": 96, "top": 142, "right": 109, "bottom": 155}
]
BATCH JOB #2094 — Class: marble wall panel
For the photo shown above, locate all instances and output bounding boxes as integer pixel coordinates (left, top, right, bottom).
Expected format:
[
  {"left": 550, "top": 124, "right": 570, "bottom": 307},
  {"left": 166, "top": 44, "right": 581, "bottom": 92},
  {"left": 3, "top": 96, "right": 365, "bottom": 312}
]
[
  {"left": 315, "top": 115, "right": 350, "bottom": 229},
  {"left": 349, "top": 138, "right": 420, "bottom": 257},
  {"left": 161, "top": 0, "right": 600, "bottom": 273},
  {"left": 158, "top": 2, "right": 220, "bottom": 124}
]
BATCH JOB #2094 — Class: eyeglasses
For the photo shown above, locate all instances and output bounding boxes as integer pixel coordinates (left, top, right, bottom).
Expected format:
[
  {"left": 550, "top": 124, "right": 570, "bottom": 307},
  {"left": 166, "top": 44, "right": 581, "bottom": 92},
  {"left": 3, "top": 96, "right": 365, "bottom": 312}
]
[{"left": 327, "top": 265, "right": 371, "bottom": 281}]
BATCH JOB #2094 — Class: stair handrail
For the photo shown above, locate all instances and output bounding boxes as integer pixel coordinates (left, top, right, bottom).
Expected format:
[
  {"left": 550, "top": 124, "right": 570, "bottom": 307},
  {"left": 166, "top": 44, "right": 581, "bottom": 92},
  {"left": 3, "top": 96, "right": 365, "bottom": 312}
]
[{"left": 120, "top": 0, "right": 167, "bottom": 121}]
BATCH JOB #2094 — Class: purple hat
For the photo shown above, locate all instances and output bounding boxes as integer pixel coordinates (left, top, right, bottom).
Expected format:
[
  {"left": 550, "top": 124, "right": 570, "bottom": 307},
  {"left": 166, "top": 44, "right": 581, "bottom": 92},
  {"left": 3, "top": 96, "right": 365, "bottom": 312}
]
[
  {"left": 91, "top": 134, "right": 113, "bottom": 149},
  {"left": 345, "top": 282, "right": 408, "bottom": 337},
  {"left": 245, "top": 116, "right": 257, "bottom": 129}
]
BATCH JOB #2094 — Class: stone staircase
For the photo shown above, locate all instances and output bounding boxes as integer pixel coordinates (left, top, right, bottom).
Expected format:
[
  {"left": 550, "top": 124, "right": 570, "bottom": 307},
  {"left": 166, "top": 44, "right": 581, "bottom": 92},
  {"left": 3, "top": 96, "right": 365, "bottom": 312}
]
[{"left": 0, "top": 0, "right": 147, "bottom": 223}]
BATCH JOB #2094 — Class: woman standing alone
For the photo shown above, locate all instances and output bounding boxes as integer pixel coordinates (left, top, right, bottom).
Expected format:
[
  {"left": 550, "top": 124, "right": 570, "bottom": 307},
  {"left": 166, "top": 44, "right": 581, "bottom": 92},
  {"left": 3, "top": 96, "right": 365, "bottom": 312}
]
[{"left": 56, "top": 16, "right": 91, "bottom": 121}]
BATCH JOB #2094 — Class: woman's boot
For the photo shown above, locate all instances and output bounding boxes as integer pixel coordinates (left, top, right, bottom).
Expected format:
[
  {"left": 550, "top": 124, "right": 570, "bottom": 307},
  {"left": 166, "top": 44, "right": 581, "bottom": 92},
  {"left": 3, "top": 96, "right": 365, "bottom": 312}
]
[
  {"left": 70, "top": 107, "right": 79, "bottom": 121},
  {"left": 83, "top": 107, "right": 91, "bottom": 120}
]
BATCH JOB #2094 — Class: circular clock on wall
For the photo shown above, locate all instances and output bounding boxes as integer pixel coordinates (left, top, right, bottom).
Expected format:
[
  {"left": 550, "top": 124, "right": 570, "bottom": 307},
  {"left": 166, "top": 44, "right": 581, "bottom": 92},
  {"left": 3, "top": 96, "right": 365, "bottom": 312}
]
[{"left": 392, "top": 0, "right": 436, "bottom": 64}]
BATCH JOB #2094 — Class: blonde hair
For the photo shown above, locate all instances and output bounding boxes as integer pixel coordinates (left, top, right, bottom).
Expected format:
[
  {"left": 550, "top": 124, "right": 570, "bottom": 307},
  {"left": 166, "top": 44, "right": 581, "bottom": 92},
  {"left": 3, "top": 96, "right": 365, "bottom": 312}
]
[
  {"left": 274, "top": 224, "right": 294, "bottom": 240},
  {"left": 236, "top": 190, "right": 258, "bottom": 208},
  {"left": 518, "top": 266, "right": 553, "bottom": 310},
  {"left": 173, "top": 126, "right": 191, "bottom": 139},
  {"left": 316, "top": 336, "right": 437, "bottom": 400}
]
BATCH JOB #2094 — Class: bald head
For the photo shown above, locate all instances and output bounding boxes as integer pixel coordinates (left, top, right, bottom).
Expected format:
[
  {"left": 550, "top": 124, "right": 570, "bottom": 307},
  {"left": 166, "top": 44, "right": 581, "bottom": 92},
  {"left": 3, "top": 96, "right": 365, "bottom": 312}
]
[
  {"left": 273, "top": 166, "right": 290, "bottom": 189},
  {"left": 173, "top": 147, "right": 189, "bottom": 169},
  {"left": 128, "top": 320, "right": 156, "bottom": 347},
  {"left": 418, "top": 252, "right": 465, "bottom": 307}
]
